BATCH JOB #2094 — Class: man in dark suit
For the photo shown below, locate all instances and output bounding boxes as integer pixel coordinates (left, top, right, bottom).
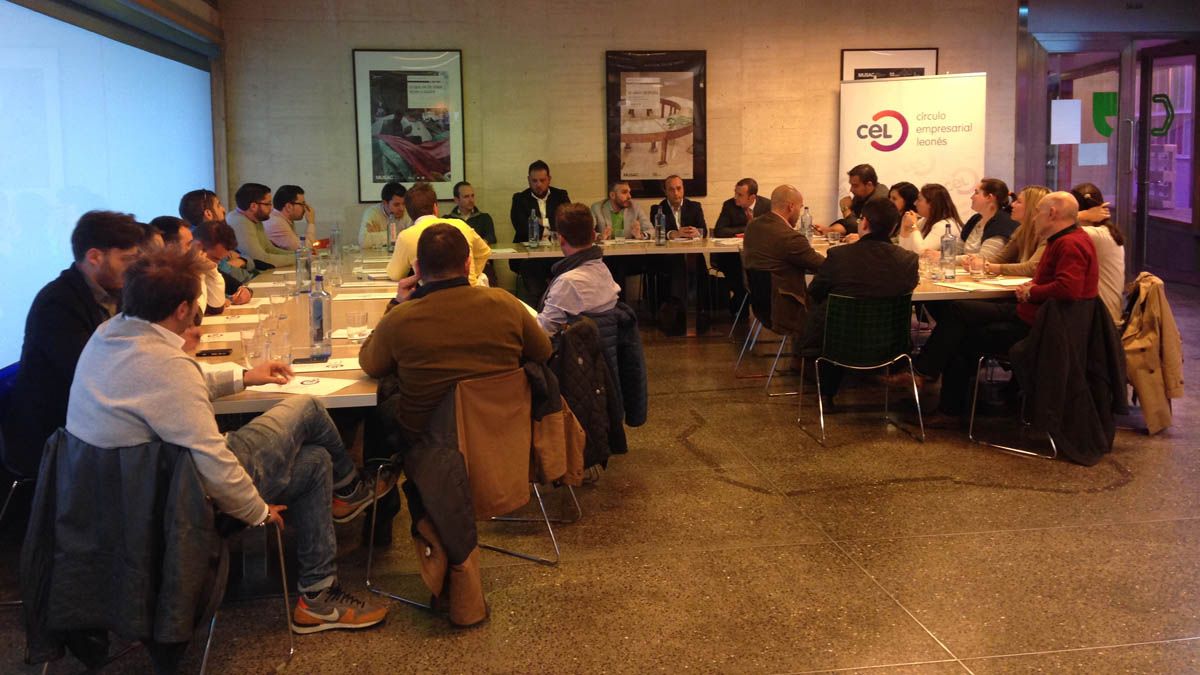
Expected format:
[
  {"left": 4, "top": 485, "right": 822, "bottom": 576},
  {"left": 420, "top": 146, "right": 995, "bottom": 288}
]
[
  {"left": 742, "top": 185, "right": 825, "bottom": 346},
  {"left": 713, "top": 177, "right": 772, "bottom": 317},
  {"left": 650, "top": 174, "right": 709, "bottom": 332},
  {"left": 2, "top": 211, "right": 146, "bottom": 478},
  {"left": 510, "top": 159, "right": 570, "bottom": 304},
  {"left": 805, "top": 196, "right": 918, "bottom": 401},
  {"left": 817, "top": 163, "right": 889, "bottom": 236}
]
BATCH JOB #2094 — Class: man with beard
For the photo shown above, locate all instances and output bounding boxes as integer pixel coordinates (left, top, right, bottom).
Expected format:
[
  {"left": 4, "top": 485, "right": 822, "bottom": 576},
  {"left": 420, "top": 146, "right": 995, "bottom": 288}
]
[
  {"left": 2, "top": 211, "right": 145, "bottom": 477},
  {"left": 509, "top": 160, "right": 571, "bottom": 303}
]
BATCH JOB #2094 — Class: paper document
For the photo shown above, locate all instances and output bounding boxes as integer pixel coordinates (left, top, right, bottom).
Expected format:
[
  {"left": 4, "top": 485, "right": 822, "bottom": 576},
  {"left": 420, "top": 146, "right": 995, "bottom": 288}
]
[
  {"left": 199, "top": 332, "right": 238, "bottom": 343},
  {"left": 982, "top": 277, "right": 1032, "bottom": 287},
  {"left": 239, "top": 297, "right": 272, "bottom": 308},
  {"left": 248, "top": 281, "right": 288, "bottom": 289},
  {"left": 333, "top": 292, "right": 396, "bottom": 301},
  {"left": 339, "top": 281, "right": 394, "bottom": 288},
  {"left": 330, "top": 327, "right": 372, "bottom": 339},
  {"left": 246, "top": 376, "right": 358, "bottom": 396},
  {"left": 711, "top": 238, "right": 742, "bottom": 246},
  {"left": 491, "top": 247, "right": 518, "bottom": 254},
  {"left": 934, "top": 281, "right": 1003, "bottom": 292},
  {"left": 290, "top": 358, "right": 361, "bottom": 373},
  {"left": 202, "top": 314, "right": 260, "bottom": 326},
  {"left": 272, "top": 270, "right": 295, "bottom": 276}
]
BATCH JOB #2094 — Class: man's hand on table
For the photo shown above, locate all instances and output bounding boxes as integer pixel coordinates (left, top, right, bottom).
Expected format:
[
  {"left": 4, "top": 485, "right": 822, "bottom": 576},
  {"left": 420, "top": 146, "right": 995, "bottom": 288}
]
[
  {"left": 230, "top": 286, "right": 252, "bottom": 305},
  {"left": 676, "top": 226, "right": 701, "bottom": 239},
  {"left": 1014, "top": 282, "right": 1033, "bottom": 303},
  {"left": 244, "top": 361, "right": 293, "bottom": 386}
]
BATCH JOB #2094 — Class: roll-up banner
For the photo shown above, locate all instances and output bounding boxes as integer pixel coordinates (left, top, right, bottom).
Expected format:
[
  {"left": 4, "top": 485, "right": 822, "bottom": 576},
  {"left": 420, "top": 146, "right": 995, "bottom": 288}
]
[{"left": 838, "top": 73, "right": 987, "bottom": 222}]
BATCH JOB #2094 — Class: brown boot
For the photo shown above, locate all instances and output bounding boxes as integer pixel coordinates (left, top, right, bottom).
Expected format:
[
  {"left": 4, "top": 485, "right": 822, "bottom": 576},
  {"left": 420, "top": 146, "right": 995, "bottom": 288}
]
[
  {"left": 412, "top": 517, "right": 448, "bottom": 597},
  {"left": 447, "top": 547, "right": 488, "bottom": 628}
]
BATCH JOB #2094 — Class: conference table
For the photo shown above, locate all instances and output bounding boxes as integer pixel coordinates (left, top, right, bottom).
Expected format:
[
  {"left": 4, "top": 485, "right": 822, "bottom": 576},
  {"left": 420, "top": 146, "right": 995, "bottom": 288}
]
[{"left": 198, "top": 243, "right": 1025, "bottom": 414}]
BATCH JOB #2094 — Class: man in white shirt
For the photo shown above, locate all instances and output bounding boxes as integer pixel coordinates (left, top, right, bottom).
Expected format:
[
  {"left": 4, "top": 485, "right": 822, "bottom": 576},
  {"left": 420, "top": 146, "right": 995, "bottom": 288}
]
[
  {"left": 359, "top": 181, "right": 411, "bottom": 250},
  {"left": 66, "top": 247, "right": 388, "bottom": 634},
  {"left": 538, "top": 203, "right": 620, "bottom": 335},
  {"left": 386, "top": 182, "right": 491, "bottom": 285},
  {"left": 264, "top": 184, "right": 319, "bottom": 251}
]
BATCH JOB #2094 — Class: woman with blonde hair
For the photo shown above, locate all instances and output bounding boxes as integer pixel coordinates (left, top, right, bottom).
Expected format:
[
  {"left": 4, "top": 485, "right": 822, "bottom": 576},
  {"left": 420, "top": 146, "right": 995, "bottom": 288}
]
[{"left": 977, "top": 185, "right": 1050, "bottom": 276}]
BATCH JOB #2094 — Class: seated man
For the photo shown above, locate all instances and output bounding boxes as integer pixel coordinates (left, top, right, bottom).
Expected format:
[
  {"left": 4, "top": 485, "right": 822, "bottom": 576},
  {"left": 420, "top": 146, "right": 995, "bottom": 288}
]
[
  {"left": 742, "top": 184, "right": 825, "bottom": 345},
  {"left": 590, "top": 180, "right": 649, "bottom": 241},
  {"left": 538, "top": 203, "right": 621, "bottom": 335},
  {"left": 3, "top": 211, "right": 144, "bottom": 479},
  {"left": 386, "top": 182, "right": 491, "bottom": 286},
  {"left": 150, "top": 215, "right": 250, "bottom": 315},
  {"left": 651, "top": 174, "right": 710, "bottom": 332},
  {"left": 898, "top": 191, "right": 1099, "bottom": 425},
  {"left": 510, "top": 160, "right": 571, "bottom": 304},
  {"left": 805, "top": 197, "right": 919, "bottom": 402},
  {"left": 450, "top": 180, "right": 498, "bottom": 286},
  {"left": 359, "top": 181, "right": 410, "bottom": 250},
  {"left": 264, "top": 184, "right": 318, "bottom": 251},
  {"left": 817, "top": 163, "right": 889, "bottom": 236},
  {"left": 66, "top": 247, "right": 387, "bottom": 634},
  {"left": 712, "top": 178, "right": 771, "bottom": 317},
  {"left": 227, "top": 182, "right": 293, "bottom": 269},
  {"left": 360, "top": 224, "right": 552, "bottom": 625},
  {"left": 192, "top": 220, "right": 257, "bottom": 306},
  {"left": 180, "top": 189, "right": 255, "bottom": 285}
]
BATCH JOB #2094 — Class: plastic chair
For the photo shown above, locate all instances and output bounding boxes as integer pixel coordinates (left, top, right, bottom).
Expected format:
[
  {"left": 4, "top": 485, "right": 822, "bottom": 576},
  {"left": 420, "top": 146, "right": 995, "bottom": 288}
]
[
  {"left": 734, "top": 270, "right": 793, "bottom": 397},
  {"left": 797, "top": 294, "right": 925, "bottom": 444}
]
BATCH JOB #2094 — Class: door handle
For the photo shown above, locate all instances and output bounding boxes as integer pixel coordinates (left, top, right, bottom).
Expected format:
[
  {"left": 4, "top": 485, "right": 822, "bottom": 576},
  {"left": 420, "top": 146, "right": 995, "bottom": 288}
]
[{"left": 1121, "top": 118, "right": 1135, "bottom": 175}]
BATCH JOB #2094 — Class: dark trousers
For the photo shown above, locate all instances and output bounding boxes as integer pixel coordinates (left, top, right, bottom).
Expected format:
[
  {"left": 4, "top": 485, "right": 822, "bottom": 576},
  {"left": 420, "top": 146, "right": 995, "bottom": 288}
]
[
  {"left": 915, "top": 300, "right": 1030, "bottom": 415},
  {"left": 513, "top": 259, "right": 554, "bottom": 306},
  {"left": 711, "top": 252, "right": 745, "bottom": 315}
]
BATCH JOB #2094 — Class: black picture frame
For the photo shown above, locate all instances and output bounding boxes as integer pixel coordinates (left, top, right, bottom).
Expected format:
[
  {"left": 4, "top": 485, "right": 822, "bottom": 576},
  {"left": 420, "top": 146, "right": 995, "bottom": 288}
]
[
  {"left": 605, "top": 50, "right": 707, "bottom": 198},
  {"left": 352, "top": 49, "right": 464, "bottom": 202},
  {"left": 840, "top": 48, "right": 939, "bottom": 82}
]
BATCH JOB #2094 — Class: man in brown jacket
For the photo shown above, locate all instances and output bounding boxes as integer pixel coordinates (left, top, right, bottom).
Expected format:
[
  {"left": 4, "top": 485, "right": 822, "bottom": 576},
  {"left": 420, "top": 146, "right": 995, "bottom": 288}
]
[
  {"left": 742, "top": 184, "right": 826, "bottom": 341},
  {"left": 359, "top": 223, "right": 551, "bottom": 626}
]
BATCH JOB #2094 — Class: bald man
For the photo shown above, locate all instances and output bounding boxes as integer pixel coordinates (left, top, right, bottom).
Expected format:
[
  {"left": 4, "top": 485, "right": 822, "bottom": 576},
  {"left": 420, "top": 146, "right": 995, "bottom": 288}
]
[
  {"left": 897, "top": 191, "right": 1099, "bottom": 426},
  {"left": 741, "top": 184, "right": 826, "bottom": 343}
]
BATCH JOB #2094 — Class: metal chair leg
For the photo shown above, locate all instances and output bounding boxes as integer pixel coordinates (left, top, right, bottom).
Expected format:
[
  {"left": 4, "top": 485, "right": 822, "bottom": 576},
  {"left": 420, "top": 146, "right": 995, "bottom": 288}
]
[
  {"left": 0, "top": 478, "right": 31, "bottom": 526},
  {"left": 492, "top": 484, "right": 582, "bottom": 525},
  {"left": 480, "top": 483, "right": 561, "bottom": 566},
  {"left": 728, "top": 292, "right": 750, "bottom": 339},
  {"left": 766, "top": 336, "right": 798, "bottom": 397},
  {"left": 364, "top": 463, "right": 434, "bottom": 610},
  {"left": 198, "top": 613, "right": 218, "bottom": 675},
  {"left": 815, "top": 358, "right": 827, "bottom": 444},
  {"left": 271, "top": 524, "right": 296, "bottom": 666},
  {"left": 968, "top": 356, "right": 1055, "bottom": 459},
  {"left": 734, "top": 319, "right": 768, "bottom": 379}
]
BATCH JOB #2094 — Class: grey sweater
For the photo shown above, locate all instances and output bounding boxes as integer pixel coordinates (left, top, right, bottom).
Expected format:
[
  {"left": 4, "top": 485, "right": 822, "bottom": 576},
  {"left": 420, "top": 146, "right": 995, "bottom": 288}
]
[{"left": 66, "top": 314, "right": 268, "bottom": 525}]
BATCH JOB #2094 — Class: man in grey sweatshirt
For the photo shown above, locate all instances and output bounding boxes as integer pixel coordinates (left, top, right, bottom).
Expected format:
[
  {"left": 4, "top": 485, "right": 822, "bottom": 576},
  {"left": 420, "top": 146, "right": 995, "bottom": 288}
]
[{"left": 66, "top": 247, "right": 388, "bottom": 635}]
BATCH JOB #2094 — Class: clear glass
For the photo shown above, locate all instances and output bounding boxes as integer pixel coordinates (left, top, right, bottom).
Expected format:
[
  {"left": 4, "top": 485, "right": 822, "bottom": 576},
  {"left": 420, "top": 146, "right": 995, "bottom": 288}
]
[
  {"left": 1147, "top": 54, "right": 1195, "bottom": 225},
  {"left": 346, "top": 310, "right": 370, "bottom": 343}
]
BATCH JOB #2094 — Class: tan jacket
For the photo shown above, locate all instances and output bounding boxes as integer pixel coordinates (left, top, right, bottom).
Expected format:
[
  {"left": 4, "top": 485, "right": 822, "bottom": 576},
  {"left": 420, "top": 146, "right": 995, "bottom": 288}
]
[{"left": 1122, "top": 272, "right": 1184, "bottom": 434}]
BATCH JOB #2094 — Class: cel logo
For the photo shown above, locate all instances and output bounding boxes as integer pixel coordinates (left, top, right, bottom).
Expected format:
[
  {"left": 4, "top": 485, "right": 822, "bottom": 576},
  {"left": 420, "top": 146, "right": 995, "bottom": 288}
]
[{"left": 856, "top": 110, "right": 908, "bottom": 152}]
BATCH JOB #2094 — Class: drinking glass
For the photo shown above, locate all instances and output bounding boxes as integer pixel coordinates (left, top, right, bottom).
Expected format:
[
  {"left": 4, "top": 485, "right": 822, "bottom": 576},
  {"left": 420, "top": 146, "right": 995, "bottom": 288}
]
[
  {"left": 241, "top": 329, "right": 264, "bottom": 369},
  {"left": 346, "top": 310, "right": 370, "bottom": 343},
  {"left": 827, "top": 231, "right": 843, "bottom": 245},
  {"left": 969, "top": 256, "right": 985, "bottom": 279}
]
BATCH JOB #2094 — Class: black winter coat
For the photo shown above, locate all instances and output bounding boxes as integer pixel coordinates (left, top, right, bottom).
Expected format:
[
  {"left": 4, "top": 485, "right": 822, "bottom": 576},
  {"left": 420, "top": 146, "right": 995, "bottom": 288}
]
[
  {"left": 552, "top": 317, "right": 622, "bottom": 467},
  {"left": 583, "top": 302, "right": 648, "bottom": 428},
  {"left": 1010, "top": 297, "right": 1128, "bottom": 466}
]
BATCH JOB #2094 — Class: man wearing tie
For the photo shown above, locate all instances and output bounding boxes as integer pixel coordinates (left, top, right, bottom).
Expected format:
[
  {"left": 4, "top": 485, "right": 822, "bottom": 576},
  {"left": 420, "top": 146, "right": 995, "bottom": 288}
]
[
  {"left": 712, "top": 178, "right": 771, "bottom": 318},
  {"left": 509, "top": 160, "right": 570, "bottom": 304}
]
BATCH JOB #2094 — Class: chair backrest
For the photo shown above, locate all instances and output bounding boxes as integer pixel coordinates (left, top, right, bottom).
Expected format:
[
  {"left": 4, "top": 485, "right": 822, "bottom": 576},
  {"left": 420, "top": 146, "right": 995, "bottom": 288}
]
[
  {"left": 746, "top": 269, "right": 774, "bottom": 329},
  {"left": 454, "top": 369, "right": 533, "bottom": 519},
  {"left": 821, "top": 293, "right": 913, "bottom": 367}
]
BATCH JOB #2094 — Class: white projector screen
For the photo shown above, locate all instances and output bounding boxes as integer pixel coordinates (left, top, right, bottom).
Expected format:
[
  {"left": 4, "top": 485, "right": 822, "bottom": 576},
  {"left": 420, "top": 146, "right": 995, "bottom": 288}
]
[{"left": 0, "top": 2, "right": 214, "bottom": 368}]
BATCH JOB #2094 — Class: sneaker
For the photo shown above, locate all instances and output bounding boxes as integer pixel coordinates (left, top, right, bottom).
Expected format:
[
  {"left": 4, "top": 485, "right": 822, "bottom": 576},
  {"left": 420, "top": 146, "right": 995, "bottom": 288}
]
[
  {"left": 292, "top": 585, "right": 387, "bottom": 634},
  {"left": 331, "top": 480, "right": 374, "bottom": 524}
]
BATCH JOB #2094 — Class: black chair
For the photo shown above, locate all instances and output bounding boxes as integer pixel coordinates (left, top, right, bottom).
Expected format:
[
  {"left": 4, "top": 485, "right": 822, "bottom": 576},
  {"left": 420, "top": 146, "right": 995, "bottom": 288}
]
[
  {"left": 797, "top": 294, "right": 925, "bottom": 445},
  {"left": 734, "top": 269, "right": 795, "bottom": 396}
]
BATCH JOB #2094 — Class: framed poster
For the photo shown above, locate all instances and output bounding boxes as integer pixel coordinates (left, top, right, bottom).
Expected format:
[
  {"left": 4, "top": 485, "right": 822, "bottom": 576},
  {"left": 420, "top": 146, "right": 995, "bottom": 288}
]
[
  {"left": 840, "top": 48, "right": 939, "bottom": 81},
  {"left": 353, "top": 49, "right": 463, "bottom": 202},
  {"left": 605, "top": 50, "right": 707, "bottom": 198}
]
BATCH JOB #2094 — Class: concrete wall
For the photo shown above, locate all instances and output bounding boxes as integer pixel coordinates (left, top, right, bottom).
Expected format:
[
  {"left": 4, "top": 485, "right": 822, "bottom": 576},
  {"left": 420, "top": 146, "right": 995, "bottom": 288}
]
[{"left": 220, "top": 0, "right": 1018, "bottom": 276}]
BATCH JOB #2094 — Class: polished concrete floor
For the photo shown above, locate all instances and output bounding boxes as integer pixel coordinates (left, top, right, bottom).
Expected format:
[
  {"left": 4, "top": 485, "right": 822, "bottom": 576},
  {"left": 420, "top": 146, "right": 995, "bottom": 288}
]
[{"left": 1, "top": 286, "right": 1197, "bottom": 674}]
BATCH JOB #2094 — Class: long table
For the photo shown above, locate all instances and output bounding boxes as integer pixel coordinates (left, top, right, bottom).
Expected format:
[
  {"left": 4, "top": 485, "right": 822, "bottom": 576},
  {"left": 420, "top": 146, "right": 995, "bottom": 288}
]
[{"left": 200, "top": 249, "right": 1023, "bottom": 413}]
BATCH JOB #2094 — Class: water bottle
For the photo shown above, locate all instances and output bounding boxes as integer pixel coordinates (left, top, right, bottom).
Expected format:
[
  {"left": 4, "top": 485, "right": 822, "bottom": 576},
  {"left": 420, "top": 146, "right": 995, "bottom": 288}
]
[
  {"left": 295, "top": 236, "right": 312, "bottom": 291},
  {"left": 940, "top": 224, "right": 957, "bottom": 280},
  {"left": 387, "top": 216, "right": 398, "bottom": 252},
  {"left": 527, "top": 208, "right": 540, "bottom": 248},
  {"left": 800, "top": 206, "right": 813, "bottom": 241},
  {"left": 327, "top": 225, "right": 343, "bottom": 287},
  {"left": 309, "top": 274, "right": 332, "bottom": 359},
  {"left": 655, "top": 210, "right": 666, "bottom": 246}
]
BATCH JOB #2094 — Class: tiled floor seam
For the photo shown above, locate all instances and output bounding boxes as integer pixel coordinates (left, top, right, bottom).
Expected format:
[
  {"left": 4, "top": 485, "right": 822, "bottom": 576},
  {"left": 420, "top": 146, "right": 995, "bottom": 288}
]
[
  {"left": 825, "top": 514, "right": 1200, "bottom": 544},
  {"left": 777, "top": 656, "right": 967, "bottom": 674},
  {"left": 730, "top": 444, "right": 971, "bottom": 672},
  {"left": 959, "top": 634, "right": 1200, "bottom": 663}
]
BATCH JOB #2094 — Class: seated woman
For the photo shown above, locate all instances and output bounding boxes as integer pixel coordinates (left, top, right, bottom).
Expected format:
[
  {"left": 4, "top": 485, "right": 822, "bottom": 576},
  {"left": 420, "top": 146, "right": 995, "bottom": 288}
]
[
  {"left": 895, "top": 183, "right": 963, "bottom": 253},
  {"left": 887, "top": 181, "right": 919, "bottom": 240},
  {"left": 960, "top": 178, "right": 1018, "bottom": 260},
  {"left": 1071, "top": 182, "right": 1126, "bottom": 324},
  {"left": 974, "top": 185, "right": 1050, "bottom": 276}
]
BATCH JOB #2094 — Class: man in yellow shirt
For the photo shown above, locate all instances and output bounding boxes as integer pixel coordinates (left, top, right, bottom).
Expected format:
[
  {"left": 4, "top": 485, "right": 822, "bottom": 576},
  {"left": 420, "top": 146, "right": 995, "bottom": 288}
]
[{"left": 385, "top": 182, "right": 491, "bottom": 286}]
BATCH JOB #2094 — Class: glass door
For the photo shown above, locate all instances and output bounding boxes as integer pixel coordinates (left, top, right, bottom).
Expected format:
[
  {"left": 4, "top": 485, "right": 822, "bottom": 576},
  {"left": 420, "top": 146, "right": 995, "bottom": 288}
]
[{"left": 1137, "top": 44, "right": 1198, "bottom": 285}]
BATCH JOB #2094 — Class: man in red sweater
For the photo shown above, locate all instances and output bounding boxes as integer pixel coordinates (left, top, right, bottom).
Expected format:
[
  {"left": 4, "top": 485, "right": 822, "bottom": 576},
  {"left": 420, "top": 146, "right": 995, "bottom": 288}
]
[{"left": 902, "top": 191, "right": 1099, "bottom": 425}]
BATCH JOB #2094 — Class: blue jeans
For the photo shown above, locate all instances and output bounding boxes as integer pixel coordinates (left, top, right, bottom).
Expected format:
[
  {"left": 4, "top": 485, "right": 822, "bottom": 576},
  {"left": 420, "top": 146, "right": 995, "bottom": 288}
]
[{"left": 225, "top": 395, "right": 357, "bottom": 592}]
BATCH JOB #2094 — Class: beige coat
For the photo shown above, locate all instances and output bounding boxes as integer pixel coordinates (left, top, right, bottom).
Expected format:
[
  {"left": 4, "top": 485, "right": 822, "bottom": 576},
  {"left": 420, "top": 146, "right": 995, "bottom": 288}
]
[{"left": 1122, "top": 272, "right": 1184, "bottom": 434}]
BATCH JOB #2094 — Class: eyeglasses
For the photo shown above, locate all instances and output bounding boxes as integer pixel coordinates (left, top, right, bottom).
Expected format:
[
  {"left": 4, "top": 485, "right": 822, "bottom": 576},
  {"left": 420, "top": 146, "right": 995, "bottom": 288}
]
[{"left": 254, "top": 200, "right": 271, "bottom": 207}]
